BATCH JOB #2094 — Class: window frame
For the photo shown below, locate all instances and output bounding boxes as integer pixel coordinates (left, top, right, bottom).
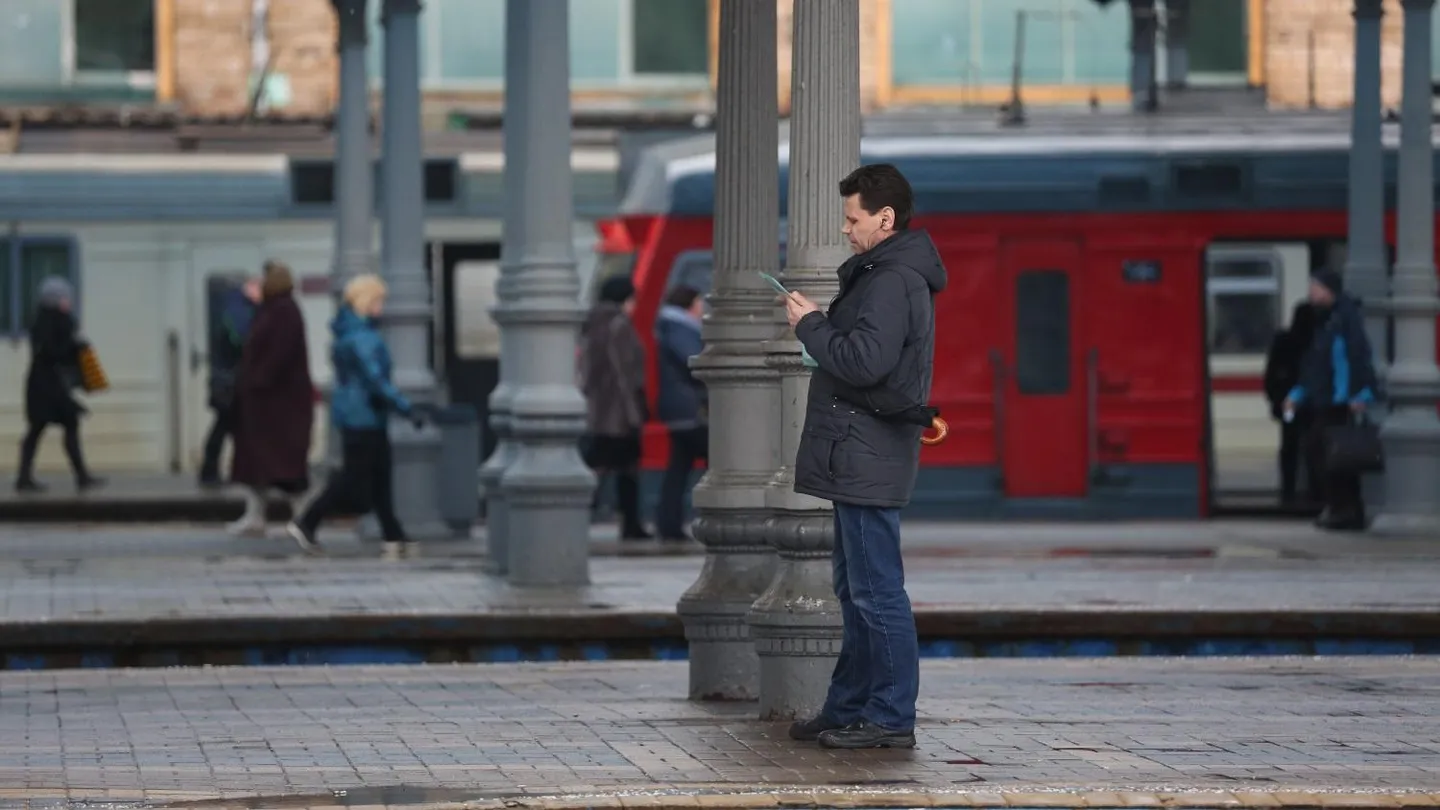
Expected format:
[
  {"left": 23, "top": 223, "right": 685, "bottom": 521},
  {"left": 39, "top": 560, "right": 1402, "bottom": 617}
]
[
  {"left": 618, "top": 0, "right": 710, "bottom": 87},
  {"left": 1, "top": 235, "right": 82, "bottom": 338},
  {"left": 1204, "top": 245, "right": 1282, "bottom": 360},
  {"left": 64, "top": 0, "right": 156, "bottom": 92}
]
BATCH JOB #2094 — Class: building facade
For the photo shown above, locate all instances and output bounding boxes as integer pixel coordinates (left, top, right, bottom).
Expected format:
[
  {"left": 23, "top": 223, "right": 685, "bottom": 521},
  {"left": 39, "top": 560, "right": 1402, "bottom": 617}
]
[{"left": 8, "top": 0, "right": 1426, "bottom": 120}]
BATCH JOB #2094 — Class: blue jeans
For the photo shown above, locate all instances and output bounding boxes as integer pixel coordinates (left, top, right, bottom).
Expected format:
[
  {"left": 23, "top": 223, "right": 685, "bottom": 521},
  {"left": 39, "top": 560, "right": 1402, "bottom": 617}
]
[{"left": 820, "top": 502, "right": 920, "bottom": 731}]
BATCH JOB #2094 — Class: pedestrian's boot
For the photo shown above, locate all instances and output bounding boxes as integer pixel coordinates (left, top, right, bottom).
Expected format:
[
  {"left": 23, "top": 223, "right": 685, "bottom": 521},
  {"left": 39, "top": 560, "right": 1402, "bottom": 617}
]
[
  {"left": 13, "top": 477, "right": 45, "bottom": 494},
  {"left": 284, "top": 520, "right": 324, "bottom": 556},
  {"left": 15, "top": 444, "right": 43, "bottom": 493},
  {"left": 227, "top": 487, "right": 268, "bottom": 537},
  {"left": 76, "top": 474, "right": 106, "bottom": 491},
  {"left": 788, "top": 714, "right": 848, "bottom": 742},
  {"left": 817, "top": 721, "right": 917, "bottom": 750}
]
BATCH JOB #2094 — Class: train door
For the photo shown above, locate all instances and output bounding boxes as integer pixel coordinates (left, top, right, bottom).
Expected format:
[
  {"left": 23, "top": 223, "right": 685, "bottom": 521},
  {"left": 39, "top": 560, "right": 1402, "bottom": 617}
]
[
  {"left": 185, "top": 243, "right": 265, "bottom": 473},
  {"left": 998, "top": 238, "right": 1088, "bottom": 498}
]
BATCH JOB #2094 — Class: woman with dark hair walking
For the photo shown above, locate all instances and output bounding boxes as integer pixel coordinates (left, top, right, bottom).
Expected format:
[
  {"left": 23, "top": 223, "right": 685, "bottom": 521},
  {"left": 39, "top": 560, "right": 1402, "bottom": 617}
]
[
  {"left": 14, "top": 277, "right": 104, "bottom": 492},
  {"left": 578, "top": 276, "right": 651, "bottom": 540}
]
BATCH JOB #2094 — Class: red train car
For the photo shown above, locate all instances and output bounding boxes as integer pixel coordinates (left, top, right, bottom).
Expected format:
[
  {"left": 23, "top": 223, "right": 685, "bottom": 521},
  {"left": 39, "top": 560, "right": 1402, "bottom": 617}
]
[{"left": 594, "top": 119, "right": 1440, "bottom": 519}]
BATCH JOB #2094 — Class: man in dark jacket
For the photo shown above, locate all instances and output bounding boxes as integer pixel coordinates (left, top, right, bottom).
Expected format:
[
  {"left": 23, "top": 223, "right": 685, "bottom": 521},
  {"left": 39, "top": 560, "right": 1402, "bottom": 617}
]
[
  {"left": 780, "top": 163, "right": 947, "bottom": 750},
  {"left": 199, "top": 276, "right": 261, "bottom": 486},
  {"left": 1282, "top": 270, "right": 1378, "bottom": 531},
  {"left": 1263, "top": 302, "right": 1318, "bottom": 505},
  {"left": 654, "top": 285, "right": 708, "bottom": 541}
]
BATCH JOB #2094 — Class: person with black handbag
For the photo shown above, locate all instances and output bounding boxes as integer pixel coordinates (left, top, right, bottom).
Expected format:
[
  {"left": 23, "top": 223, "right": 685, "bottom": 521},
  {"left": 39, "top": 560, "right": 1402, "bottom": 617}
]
[{"left": 1282, "top": 270, "right": 1380, "bottom": 532}]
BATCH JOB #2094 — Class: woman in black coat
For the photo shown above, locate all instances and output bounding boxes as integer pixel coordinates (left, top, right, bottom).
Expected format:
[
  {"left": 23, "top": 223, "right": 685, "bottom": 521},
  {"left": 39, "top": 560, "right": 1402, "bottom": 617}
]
[{"left": 15, "top": 277, "right": 103, "bottom": 492}]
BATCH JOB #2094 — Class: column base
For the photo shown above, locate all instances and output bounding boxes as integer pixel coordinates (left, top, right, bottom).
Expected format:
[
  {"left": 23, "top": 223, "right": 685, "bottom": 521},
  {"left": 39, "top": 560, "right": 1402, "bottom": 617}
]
[
  {"left": 678, "top": 542, "right": 775, "bottom": 701},
  {"left": 746, "top": 550, "right": 841, "bottom": 722},
  {"left": 1373, "top": 407, "right": 1440, "bottom": 537},
  {"left": 502, "top": 452, "right": 595, "bottom": 587},
  {"left": 479, "top": 436, "right": 517, "bottom": 576}
]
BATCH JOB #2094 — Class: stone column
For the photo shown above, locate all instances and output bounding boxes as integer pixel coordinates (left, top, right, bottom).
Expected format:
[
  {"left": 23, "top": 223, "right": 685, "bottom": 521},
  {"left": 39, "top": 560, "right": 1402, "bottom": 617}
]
[
  {"left": 1164, "top": 0, "right": 1188, "bottom": 89},
  {"left": 1129, "top": 0, "right": 1158, "bottom": 111},
  {"left": 328, "top": 0, "right": 375, "bottom": 469},
  {"left": 748, "top": 0, "right": 861, "bottom": 722},
  {"left": 497, "top": 0, "right": 596, "bottom": 585},
  {"left": 1346, "top": 0, "right": 1389, "bottom": 362},
  {"left": 678, "top": 0, "right": 780, "bottom": 702},
  {"left": 378, "top": 0, "right": 447, "bottom": 539},
  {"left": 477, "top": 0, "right": 532, "bottom": 575},
  {"left": 1373, "top": 0, "right": 1440, "bottom": 536}
]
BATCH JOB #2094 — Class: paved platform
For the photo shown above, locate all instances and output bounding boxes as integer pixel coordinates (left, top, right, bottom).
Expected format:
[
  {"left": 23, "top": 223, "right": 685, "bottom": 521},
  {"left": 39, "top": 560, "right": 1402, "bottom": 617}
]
[
  {"left": 2, "top": 523, "right": 1438, "bottom": 659},
  {"left": 2, "top": 657, "right": 1438, "bottom": 808}
]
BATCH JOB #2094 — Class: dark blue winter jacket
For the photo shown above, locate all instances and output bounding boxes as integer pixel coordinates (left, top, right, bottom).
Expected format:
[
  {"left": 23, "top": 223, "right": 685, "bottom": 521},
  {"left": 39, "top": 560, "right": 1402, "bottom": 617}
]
[
  {"left": 1286, "top": 294, "right": 1378, "bottom": 408},
  {"left": 329, "top": 306, "right": 411, "bottom": 430},
  {"left": 654, "top": 304, "right": 706, "bottom": 429}
]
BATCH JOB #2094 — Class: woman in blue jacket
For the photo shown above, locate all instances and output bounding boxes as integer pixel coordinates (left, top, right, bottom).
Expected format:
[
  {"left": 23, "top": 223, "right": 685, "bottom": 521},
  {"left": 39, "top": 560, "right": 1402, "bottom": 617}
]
[{"left": 287, "top": 274, "right": 424, "bottom": 558}]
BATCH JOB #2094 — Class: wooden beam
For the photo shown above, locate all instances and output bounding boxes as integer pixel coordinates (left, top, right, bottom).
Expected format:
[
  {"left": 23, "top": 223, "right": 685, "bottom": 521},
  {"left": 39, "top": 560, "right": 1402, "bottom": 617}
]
[
  {"left": 155, "top": 0, "right": 177, "bottom": 103},
  {"left": 1247, "top": 0, "right": 1266, "bottom": 88},
  {"left": 871, "top": 0, "right": 893, "bottom": 110}
]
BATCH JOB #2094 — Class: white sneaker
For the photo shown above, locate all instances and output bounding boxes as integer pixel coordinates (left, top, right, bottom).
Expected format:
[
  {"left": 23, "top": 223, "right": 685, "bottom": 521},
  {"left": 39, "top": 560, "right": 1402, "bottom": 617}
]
[
  {"left": 381, "top": 541, "right": 405, "bottom": 561},
  {"left": 226, "top": 517, "right": 267, "bottom": 537}
]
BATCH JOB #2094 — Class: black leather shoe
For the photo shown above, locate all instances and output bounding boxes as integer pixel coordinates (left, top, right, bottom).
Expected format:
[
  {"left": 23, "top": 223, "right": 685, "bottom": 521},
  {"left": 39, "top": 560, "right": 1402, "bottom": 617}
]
[
  {"left": 788, "top": 714, "right": 846, "bottom": 741},
  {"left": 818, "top": 720, "right": 916, "bottom": 750}
]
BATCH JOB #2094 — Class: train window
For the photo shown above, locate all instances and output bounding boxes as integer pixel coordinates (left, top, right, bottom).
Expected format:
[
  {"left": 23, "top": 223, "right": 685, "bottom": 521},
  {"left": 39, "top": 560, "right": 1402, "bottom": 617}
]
[
  {"left": 1206, "top": 251, "right": 1281, "bottom": 355},
  {"left": 666, "top": 250, "right": 713, "bottom": 296},
  {"left": 0, "top": 237, "right": 79, "bottom": 336},
  {"left": 1014, "top": 270, "right": 1071, "bottom": 396}
]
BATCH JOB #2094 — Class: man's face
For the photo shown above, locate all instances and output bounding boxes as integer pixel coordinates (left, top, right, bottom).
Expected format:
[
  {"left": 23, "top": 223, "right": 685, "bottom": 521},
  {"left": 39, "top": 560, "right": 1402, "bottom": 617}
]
[
  {"left": 688, "top": 297, "right": 706, "bottom": 319},
  {"left": 1308, "top": 279, "right": 1335, "bottom": 307},
  {"left": 622, "top": 295, "right": 637, "bottom": 317},
  {"left": 242, "top": 280, "right": 262, "bottom": 303},
  {"left": 841, "top": 193, "right": 892, "bottom": 254}
]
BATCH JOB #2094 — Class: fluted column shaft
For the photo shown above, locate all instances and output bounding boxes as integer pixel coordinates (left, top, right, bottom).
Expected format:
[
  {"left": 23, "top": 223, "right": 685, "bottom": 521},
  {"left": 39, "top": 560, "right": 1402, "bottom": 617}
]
[
  {"left": 378, "top": 0, "right": 447, "bottom": 538},
  {"left": 1374, "top": 0, "right": 1440, "bottom": 535},
  {"left": 678, "top": 0, "right": 780, "bottom": 702},
  {"left": 1347, "top": 0, "right": 1389, "bottom": 367},
  {"left": 748, "top": 0, "right": 862, "bottom": 722},
  {"left": 478, "top": 0, "right": 533, "bottom": 574},
  {"left": 496, "top": 0, "right": 596, "bottom": 585}
]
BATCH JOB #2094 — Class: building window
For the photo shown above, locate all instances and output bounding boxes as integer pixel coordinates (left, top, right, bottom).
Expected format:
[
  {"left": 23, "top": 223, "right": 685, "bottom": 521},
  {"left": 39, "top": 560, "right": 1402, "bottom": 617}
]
[
  {"left": 631, "top": 0, "right": 708, "bottom": 76},
  {"left": 0, "top": 238, "right": 79, "bottom": 336},
  {"left": 1206, "top": 251, "right": 1280, "bottom": 356},
  {"left": 74, "top": 0, "right": 154, "bottom": 73}
]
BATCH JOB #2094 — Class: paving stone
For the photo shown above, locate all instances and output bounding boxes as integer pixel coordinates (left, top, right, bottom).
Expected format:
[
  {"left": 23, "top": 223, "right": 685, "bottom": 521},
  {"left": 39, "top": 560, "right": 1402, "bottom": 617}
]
[{"left": 0, "top": 657, "right": 1437, "bottom": 806}]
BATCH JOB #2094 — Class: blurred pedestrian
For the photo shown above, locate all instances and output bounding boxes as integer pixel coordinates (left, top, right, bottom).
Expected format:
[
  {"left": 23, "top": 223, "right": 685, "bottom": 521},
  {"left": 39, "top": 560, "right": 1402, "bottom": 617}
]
[
  {"left": 653, "top": 285, "right": 707, "bottom": 541},
  {"left": 1282, "top": 270, "right": 1378, "bottom": 531},
  {"left": 288, "top": 275, "right": 424, "bottom": 559},
  {"left": 227, "top": 261, "right": 315, "bottom": 536},
  {"left": 578, "top": 275, "right": 651, "bottom": 540},
  {"left": 783, "top": 164, "right": 947, "bottom": 750},
  {"left": 199, "top": 276, "right": 262, "bottom": 487},
  {"left": 14, "top": 277, "right": 104, "bottom": 492},
  {"left": 1264, "top": 301, "right": 1319, "bottom": 505}
]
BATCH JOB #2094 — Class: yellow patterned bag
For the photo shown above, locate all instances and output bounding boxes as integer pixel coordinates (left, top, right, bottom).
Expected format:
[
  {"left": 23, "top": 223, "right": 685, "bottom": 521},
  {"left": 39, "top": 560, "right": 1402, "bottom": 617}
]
[{"left": 78, "top": 344, "right": 109, "bottom": 394}]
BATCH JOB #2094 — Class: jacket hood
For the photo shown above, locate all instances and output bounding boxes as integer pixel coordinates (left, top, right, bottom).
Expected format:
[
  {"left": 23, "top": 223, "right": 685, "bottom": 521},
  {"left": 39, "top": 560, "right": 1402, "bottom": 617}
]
[
  {"left": 331, "top": 305, "right": 373, "bottom": 338},
  {"left": 657, "top": 304, "right": 701, "bottom": 331},
  {"left": 857, "top": 229, "right": 947, "bottom": 293}
]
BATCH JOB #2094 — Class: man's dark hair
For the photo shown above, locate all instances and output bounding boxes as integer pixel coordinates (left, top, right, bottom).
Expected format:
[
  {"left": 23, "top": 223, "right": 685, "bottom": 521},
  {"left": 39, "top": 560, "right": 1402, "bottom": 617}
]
[
  {"left": 838, "top": 163, "right": 914, "bottom": 231},
  {"left": 665, "top": 285, "right": 703, "bottom": 309}
]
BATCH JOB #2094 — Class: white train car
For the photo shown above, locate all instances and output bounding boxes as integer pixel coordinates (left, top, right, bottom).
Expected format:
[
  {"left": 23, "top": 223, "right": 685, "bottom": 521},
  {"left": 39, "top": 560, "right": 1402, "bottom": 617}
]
[{"left": 0, "top": 148, "right": 616, "bottom": 476}]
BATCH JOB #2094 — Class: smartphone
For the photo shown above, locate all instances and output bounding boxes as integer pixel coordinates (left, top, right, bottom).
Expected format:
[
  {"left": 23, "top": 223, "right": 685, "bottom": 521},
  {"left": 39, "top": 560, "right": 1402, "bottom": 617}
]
[{"left": 757, "top": 272, "right": 791, "bottom": 297}]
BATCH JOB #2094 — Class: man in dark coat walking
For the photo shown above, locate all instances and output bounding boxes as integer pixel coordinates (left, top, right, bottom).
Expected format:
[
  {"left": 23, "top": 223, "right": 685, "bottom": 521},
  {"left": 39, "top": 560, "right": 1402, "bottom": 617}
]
[
  {"left": 780, "top": 163, "right": 947, "bottom": 750},
  {"left": 228, "top": 262, "right": 315, "bottom": 535},
  {"left": 199, "top": 276, "right": 261, "bottom": 486},
  {"left": 15, "top": 276, "right": 103, "bottom": 492}
]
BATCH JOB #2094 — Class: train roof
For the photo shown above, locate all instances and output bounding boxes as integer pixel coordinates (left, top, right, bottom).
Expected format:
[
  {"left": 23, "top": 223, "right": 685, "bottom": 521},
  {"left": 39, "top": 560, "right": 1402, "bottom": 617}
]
[{"left": 623, "top": 111, "right": 1439, "bottom": 218}]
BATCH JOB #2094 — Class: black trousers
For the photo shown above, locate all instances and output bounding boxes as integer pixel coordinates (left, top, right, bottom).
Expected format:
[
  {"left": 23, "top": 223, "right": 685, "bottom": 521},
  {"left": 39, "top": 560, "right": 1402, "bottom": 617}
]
[
  {"left": 1278, "top": 410, "right": 1318, "bottom": 503},
  {"left": 18, "top": 418, "right": 88, "bottom": 482},
  {"left": 1305, "top": 405, "right": 1365, "bottom": 521},
  {"left": 199, "top": 406, "right": 236, "bottom": 481},
  {"left": 656, "top": 425, "right": 708, "bottom": 537},
  {"left": 299, "top": 428, "right": 407, "bottom": 542}
]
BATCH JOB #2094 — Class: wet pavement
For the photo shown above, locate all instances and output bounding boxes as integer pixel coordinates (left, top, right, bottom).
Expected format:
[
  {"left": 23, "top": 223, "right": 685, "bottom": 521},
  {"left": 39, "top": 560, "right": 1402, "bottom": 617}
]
[
  {"left": 1, "top": 657, "right": 1438, "bottom": 807},
  {"left": 2, "top": 522, "right": 1438, "bottom": 654}
]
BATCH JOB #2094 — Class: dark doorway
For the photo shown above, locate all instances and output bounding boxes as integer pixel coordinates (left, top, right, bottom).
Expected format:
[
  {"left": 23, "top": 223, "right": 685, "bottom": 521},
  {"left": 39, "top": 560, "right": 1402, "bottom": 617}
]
[{"left": 437, "top": 242, "right": 503, "bottom": 463}]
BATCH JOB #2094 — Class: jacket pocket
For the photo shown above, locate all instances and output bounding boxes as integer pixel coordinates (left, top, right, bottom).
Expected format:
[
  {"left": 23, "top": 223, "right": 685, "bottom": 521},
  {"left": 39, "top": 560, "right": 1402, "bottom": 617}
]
[{"left": 798, "top": 420, "right": 848, "bottom": 481}]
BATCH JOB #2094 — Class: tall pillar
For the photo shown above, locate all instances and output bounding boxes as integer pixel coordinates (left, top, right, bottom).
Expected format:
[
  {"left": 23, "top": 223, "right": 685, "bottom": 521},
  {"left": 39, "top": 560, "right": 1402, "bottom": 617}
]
[
  {"left": 1373, "top": 0, "right": 1440, "bottom": 535},
  {"left": 678, "top": 0, "right": 780, "bottom": 702},
  {"left": 1164, "top": 0, "right": 1188, "bottom": 89},
  {"left": 748, "top": 0, "right": 861, "bottom": 722},
  {"left": 1129, "top": 0, "right": 1158, "bottom": 111},
  {"left": 1346, "top": 0, "right": 1389, "bottom": 362},
  {"left": 496, "top": 0, "right": 596, "bottom": 585},
  {"left": 378, "top": 0, "right": 446, "bottom": 538},
  {"left": 477, "top": 0, "right": 532, "bottom": 575},
  {"left": 328, "top": 0, "right": 374, "bottom": 469}
]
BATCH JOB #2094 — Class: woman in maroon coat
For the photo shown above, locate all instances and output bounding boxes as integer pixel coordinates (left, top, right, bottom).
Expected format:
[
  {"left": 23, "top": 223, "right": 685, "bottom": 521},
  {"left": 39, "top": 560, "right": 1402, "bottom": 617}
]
[{"left": 227, "top": 261, "right": 315, "bottom": 536}]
